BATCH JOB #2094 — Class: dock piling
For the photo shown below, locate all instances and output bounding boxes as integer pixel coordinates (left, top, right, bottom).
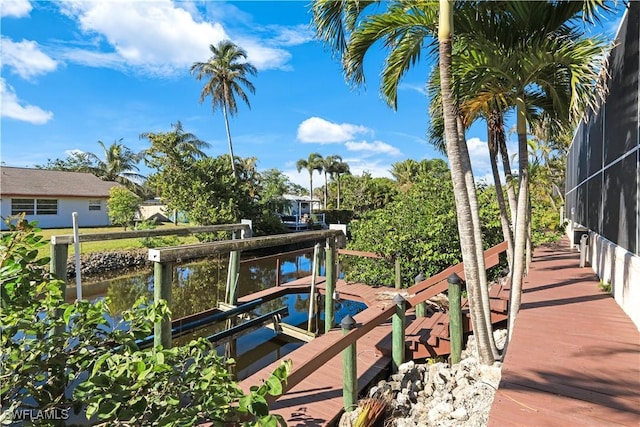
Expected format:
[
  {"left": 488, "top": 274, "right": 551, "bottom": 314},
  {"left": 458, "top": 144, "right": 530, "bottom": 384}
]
[
  {"left": 392, "top": 294, "right": 406, "bottom": 373},
  {"left": 448, "top": 273, "right": 463, "bottom": 364},
  {"left": 324, "top": 236, "right": 336, "bottom": 333},
  {"left": 50, "top": 239, "right": 69, "bottom": 294},
  {"left": 341, "top": 314, "right": 357, "bottom": 412},
  {"left": 154, "top": 261, "right": 173, "bottom": 349}
]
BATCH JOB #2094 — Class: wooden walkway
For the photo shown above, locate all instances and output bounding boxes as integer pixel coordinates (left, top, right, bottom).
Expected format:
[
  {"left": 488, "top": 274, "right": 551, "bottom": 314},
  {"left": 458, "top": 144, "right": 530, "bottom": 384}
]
[
  {"left": 238, "top": 280, "right": 396, "bottom": 426},
  {"left": 489, "top": 239, "right": 640, "bottom": 426}
]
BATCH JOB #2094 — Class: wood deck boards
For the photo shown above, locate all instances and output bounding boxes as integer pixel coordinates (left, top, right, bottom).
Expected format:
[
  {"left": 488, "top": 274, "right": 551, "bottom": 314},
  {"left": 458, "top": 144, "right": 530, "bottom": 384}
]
[
  {"left": 239, "top": 302, "right": 393, "bottom": 427},
  {"left": 489, "top": 239, "right": 640, "bottom": 427}
]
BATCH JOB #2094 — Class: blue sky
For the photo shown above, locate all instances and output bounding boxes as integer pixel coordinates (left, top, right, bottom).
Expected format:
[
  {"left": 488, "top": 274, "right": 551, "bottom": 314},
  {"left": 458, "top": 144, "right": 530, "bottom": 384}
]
[{"left": 0, "top": 0, "right": 625, "bottom": 189}]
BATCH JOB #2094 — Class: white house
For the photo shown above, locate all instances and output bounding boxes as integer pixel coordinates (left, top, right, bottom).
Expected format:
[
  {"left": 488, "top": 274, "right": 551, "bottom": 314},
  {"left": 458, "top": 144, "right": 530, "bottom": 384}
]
[
  {"left": 0, "top": 166, "right": 120, "bottom": 230},
  {"left": 279, "top": 194, "right": 325, "bottom": 231}
]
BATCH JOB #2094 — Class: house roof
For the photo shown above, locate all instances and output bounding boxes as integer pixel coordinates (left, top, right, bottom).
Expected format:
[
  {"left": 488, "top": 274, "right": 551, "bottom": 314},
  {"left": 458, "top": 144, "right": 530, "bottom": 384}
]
[
  {"left": 0, "top": 166, "right": 120, "bottom": 198},
  {"left": 283, "top": 194, "right": 321, "bottom": 203}
]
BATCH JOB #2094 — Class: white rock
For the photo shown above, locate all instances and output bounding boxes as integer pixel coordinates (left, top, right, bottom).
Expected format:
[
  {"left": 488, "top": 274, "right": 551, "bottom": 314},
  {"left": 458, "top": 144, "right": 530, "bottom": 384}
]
[{"left": 451, "top": 407, "right": 468, "bottom": 421}]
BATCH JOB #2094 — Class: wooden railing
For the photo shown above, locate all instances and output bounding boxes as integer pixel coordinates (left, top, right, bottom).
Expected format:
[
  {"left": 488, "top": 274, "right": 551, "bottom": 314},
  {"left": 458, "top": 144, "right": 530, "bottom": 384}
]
[
  {"left": 148, "top": 229, "right": 346, "bottom": 348},
  {"left": 264, "top": 241, "right": 509, "bottom": 408}
]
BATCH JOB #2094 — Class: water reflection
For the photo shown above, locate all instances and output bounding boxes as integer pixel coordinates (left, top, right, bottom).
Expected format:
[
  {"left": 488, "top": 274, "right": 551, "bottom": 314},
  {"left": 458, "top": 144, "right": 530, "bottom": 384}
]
[{"left": 71, "top": 251, "right": 366, "bottom": 379}]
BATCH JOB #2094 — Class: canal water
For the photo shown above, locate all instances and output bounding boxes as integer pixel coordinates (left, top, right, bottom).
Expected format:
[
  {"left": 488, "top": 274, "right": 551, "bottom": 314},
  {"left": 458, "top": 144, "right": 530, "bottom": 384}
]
[{"left": 70, "top": 251, "right": 367, "bottom": 380}]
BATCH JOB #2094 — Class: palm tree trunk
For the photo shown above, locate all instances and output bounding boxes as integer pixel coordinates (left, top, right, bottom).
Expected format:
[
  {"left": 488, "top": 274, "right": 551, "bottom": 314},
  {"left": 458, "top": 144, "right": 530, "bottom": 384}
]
[
  {"left": 498, "top": 135, "right": 517, "bottom": 223},
  {"left": 457, "top": 116, "right": 498, "bottom": 360},
  {"left": 337, "top": 175, "right": 342, "bottom": 209},
  {"left": 222, "top": 103, "right": 237, "bottom": 179},
  {"left": 509, "top": 96, "right": 529, "bottom": 341},
  {"left": 324, "top": 171, "right": 329, "bottom": 209},
  {"left": 439, "top": 0, "right": 495, "bottom": 365},
  {"left": 490, "top": 138, "right": 514, "bottom": 271}
]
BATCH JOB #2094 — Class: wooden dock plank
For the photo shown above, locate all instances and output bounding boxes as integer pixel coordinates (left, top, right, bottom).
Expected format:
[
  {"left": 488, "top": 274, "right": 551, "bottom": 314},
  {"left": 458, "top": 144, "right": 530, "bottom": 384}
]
[{"left": 489, "top": 239, "right": 640, "bottom": 427}]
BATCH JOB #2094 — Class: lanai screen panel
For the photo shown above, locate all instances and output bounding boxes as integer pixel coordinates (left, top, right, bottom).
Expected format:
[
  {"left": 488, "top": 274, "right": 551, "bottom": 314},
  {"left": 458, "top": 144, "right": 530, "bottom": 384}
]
[
  {"left": 565, "top": 3, "right": 640, "bottom": 255},
  {"left": 603, "top": 155, "right": 638, "bottom": 254},
  {"left": 587, "top": 110, "right": 603, "bottom": 177},
  {"left": 604, "top": 4, "right": 639, "bottom": 166}
]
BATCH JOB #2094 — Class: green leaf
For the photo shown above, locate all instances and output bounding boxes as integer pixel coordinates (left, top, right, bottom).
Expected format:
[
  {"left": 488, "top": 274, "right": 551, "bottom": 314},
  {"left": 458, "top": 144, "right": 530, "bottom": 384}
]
[
  {"left": 90, "top": 374, "right": 111, "bottom": 387},
  {"left": 250, "top": 400, "right": 269, "bottom": 417},
  {"left": 265, "top": 376, "right": 282, "bottom": 396}
]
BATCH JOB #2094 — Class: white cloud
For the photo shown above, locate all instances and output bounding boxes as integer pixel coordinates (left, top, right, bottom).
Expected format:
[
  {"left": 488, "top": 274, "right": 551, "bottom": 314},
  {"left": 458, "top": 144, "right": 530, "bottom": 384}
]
[
  {"left": 234, "top": 37, "right": 291, "bottom": 71},
  {"left": 465, "top": 136, "right": 519, "bottom": 185},
  {"left": 466, "top": 137, "right": 491, "bottom": 174},
  {"left": 345, "top": 140, "right": 402, "bottom": 157},
  {"left": 1, "top": 37, "right": 58, "bottom": 79},
  {"left": 343, "top": 157, "right": 394, "bottom": 179},
  {"left": 297, "top": 117, "right": 371, "bottom": 144},
  {"left": 55, "top": 0, "right": 295, "bottom": 75},
  {"left": 398, "top": 82, "right": 427, "bottom": 96},
  {"left": 1, "top": 0, "right": 32, "bottom": 18},
  {"left": 0, "top": 78, "right": 53, "bottom": 124},
  {"left": 268, "top": 24, "right": 315, "bottom": 46}
]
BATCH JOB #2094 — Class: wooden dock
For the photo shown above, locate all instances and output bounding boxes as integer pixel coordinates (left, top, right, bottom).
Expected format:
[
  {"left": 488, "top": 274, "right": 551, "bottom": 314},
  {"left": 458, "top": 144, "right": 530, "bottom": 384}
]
[
  {"left": 489, "top": 239, "right": 640, "bottom": 426},
  {"left": 239, "top": 280, "right": 395, "bottom": 426},
  {"left": 238, "top": 243, "right": 511, "bottom": 426}
]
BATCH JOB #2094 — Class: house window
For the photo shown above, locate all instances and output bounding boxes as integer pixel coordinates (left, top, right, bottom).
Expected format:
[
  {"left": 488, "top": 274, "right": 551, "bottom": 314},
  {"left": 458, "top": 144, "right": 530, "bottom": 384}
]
[
  {"left": 88, "top": 200, "right": 102, "bottom": 211},
  {"left": 36, "top": 199, "right": 58, "bottom": 215},
  {"left": 11, "top": 199, "right": 34, "bottom": 215}
]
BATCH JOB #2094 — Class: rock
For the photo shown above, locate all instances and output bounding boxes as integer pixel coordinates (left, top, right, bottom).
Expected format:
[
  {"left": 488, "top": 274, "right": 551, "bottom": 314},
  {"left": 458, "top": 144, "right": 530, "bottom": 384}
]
[
  {"left": 355, "top": 329, "right": 507, "bottom": 427},
  {"left": 451, "top": 407, "right": 468, "bottom": 421}
]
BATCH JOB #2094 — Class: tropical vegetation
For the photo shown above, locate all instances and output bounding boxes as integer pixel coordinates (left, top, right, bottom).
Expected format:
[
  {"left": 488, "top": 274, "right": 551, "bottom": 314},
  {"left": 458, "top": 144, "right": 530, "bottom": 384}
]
[{"left": 0, "top": 217, "right": 290, "bottom": 426}]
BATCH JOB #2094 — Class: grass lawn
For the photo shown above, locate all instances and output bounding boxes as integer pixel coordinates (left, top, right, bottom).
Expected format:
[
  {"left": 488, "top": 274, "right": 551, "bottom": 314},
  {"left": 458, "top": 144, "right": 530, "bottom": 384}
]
[{"left": 38, "top": 223, "right": 201, "bottom": 259}]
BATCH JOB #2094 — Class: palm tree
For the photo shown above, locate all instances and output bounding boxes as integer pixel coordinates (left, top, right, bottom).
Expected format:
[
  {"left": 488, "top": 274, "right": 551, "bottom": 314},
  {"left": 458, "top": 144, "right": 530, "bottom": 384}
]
[
  {"left": 85, "top": 139, "right": 145, "bottom": 194},
  {"left": 321, "top": 155, "right": 343, "bottom": 208},
  {"left": 331, "top": 160, "right": 351, "bottom": 209},
  {"left": 141, "top": 121, "right": 210, "bottom": 171},
  {"left": 191, "top": 40, "right": 257, "bottom": 179},
  {"left": 296, "top": 153, "right": 324, "bottom": 202},
  {"left": 457, "top": 2, "right": 610, "bottom": 338}
]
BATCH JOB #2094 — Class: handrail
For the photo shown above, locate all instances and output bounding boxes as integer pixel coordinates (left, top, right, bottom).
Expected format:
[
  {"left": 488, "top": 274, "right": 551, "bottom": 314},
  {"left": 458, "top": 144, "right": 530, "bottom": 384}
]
[
  {"left": 148, "top": 229, "right": 344, "bottom": 263},
  {"left": 262, "top": 241, "right": 508, "bottom": 402},
  {"left": 407, "top": 241, "right": 508, "bottom": 308},
  {"left": 50, "top": 223, "right": 250, "bottom": 245},
  {"left": 337, "top": 248, "right": 385, "bottom": 259}
]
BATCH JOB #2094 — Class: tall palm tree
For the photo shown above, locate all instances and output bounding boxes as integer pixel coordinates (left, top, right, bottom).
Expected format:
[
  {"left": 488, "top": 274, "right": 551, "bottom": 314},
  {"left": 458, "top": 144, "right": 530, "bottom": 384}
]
[
  {"left": 191, "top": 40, "right": 257, "bottom": 179},
  {"left": 321, "top": 155, "right": 342, "bottom": 208},
  {"left": 85, "top": 139, "right": 145, "bottom": 194},
  {"left": 457, "top": 2, "right": 610, "bottom": 338},
  {"left": 296, "top": 153, "right": 324, "bottom": 202}
]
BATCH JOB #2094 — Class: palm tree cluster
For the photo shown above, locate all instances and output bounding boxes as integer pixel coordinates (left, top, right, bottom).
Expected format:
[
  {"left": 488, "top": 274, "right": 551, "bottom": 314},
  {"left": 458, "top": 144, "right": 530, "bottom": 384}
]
[
  {"left": 296, "top": 152, "right": 351, "bottom": 209},
  {"left": 312, "top": 0, "right": 612, "bottom": 363}
]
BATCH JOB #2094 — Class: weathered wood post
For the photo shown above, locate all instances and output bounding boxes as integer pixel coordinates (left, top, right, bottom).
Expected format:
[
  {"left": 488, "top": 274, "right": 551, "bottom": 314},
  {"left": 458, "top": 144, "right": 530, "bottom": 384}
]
[
  {"left": 49, "top": 238, "right": 69, "bottom": 292},
  {"left": 392, "top": 293, "right": 406, "bottom": 373},
  {"left": 307, "top": 243, "right": 322, "bottom": 333},
  {"left": 324, "top": 235, "right": 337, "bottom": 333},
  {"left": 394, "top": 256, "right": 402, "bottom": 289},
  {"left": 414, "top": 273, "right": 427, "bottom": 318},
  {"left": 154, "top": 261, "right": 173, "bottom": 349},
  {"left": 226, "top": 230, "right": 242, "bottom": 305},
  {"left": 341, "top": 314, "right": 357, "bottom": 412},
  {"left": 448, "top": 273, "right": 463, "bottom": 364},
  {"left": 275, "top": 257, "right": 282, "bottom": 286},
  {"left": 315, "top": 245, "right": 324, "bottom": 277}
]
